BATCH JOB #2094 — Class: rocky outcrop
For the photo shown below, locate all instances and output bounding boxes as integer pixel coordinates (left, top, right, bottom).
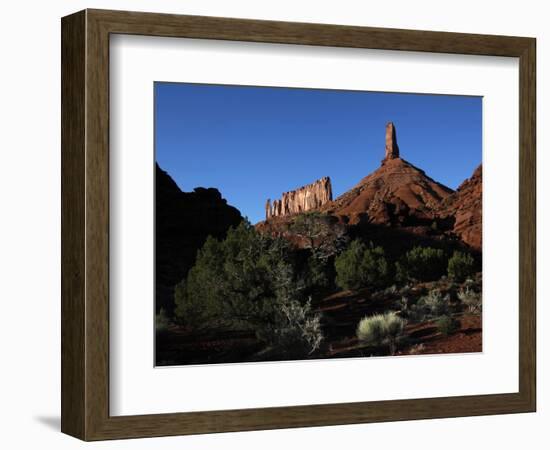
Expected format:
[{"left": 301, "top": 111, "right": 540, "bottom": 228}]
[
  {"left": 259, "top": 122, "right": 480, "bottom": 253},
  {"left": 383, "top": 122, "right": 400, "bottom": 163},
  {"left": 156, "top": 163, "right": 242, "bottom": 314},
  {"left": 266, "top": 177, "right": 332, "bottom": 219},
  {"left": 323, "top": 157, "right": 453, "bottom": 227},
  {"left": 438, "top": 164, "right": 482, "bottom": 250},
  {"left": 322, "top": 123, "right": 453, "bottom": 226}
]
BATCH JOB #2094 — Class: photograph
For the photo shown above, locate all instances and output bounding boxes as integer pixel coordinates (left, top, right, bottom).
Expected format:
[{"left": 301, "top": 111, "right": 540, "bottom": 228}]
[
  {"left": 155, "top": 82, "right": 482, "bottom": 366},
  {"left": 154, "top": 83, "right": 483, "bottom": 367}
]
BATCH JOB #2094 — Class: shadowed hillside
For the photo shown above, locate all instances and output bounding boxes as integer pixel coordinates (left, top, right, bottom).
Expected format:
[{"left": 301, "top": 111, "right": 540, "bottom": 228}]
[{"left": 156, "top": 163, "right": 242, "bottom": 314}]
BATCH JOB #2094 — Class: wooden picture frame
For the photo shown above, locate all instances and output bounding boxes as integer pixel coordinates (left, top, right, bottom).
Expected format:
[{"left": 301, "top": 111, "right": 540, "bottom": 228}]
[{"left": 61, "top": 9, "right": 536, "bottom": 441}]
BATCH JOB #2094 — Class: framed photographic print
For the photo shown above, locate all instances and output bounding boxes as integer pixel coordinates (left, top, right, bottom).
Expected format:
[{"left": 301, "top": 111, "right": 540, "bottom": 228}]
[{"left": 61, "top": 9, "right": 536, "bottom": 441}]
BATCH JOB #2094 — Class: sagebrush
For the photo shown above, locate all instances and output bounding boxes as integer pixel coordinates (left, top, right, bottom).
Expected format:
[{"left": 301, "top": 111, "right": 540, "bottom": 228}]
[{"left": 356, "top": 312, "right": 406, "bottom": 355}]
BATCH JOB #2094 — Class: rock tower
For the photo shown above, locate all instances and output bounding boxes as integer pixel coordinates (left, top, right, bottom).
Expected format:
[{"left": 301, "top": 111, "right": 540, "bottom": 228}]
[{"left": 383, "top": 122, "right": 400, "bottom": 162}]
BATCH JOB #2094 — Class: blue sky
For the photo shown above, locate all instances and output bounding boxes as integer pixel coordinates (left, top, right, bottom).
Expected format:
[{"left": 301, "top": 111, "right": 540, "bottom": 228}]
[{"left": 155, "top": 82, "right": 481, "bottom": 224}]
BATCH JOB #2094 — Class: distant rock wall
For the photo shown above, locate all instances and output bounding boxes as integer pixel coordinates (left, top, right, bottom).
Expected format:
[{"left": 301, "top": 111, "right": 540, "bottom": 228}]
[{"left": 266, "top": 177, "right": 333, "bottom": 219}]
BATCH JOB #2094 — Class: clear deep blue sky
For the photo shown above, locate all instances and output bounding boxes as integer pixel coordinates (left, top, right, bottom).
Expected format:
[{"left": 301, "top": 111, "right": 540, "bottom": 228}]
[{"left": 155, "top": 82, "right": 481, "bottom": 224}]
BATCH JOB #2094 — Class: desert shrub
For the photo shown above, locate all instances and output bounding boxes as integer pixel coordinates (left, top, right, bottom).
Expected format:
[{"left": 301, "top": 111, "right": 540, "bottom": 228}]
[
  {"left": 335, "top": 240, "right": 389, "bottom": 290},
  {"left": 396, "top": 246, "right": 447, "bottom": 282},
  {"left": 357, "top": 314, "right": 385, "bottom": 346},
  {"left": 155, "top": 308, "right": 171, "bottom": 334},
  {"left": 174, "top": 235, "right": 225, "bottom": 328},
  {"left": 303, "top": 245, "right": 341, "bottom": 296},
  {"left": 458, "top": 286, "right": 482, "bottom": 313},
  {"left": 356, "top": 312, "right": 407, "bottom": 355},
  {"left": 399, "top": 283, "right": 412, "bottom": 296},
  {"left": 393, "top": 295, "right": 410, "bottom": 313},
  {"left": 173, "top": 279, "right": 201, "bottom": 327},
  {"left": 422, "top": 289, "right": 451, "bottom": 316},
  {"left": 448, "top": 251, "right": 477, "bottom": 282},
  {"left": 174, "top": 221, "right": 323, "bottom": 355},
  {"left": 407, "top": 343, "right": 426, "bottom": 355},
  {"left": 384, "top": 284, "right": 398, "bottom": 295},
  {"left": 399, "top": 296, "right": 410, "bottom": 312},
  {"left": 290, "top": 211, "right": 349, "bottom": 259},
  {"left": 264, "top": 296, "right": 323, "bottom": 355},
  {"left": 410, "top": 289, "right": 451, "bottom": 322},
  {"left": 436, "top": 316, "right": 461, "bottom": 335}
]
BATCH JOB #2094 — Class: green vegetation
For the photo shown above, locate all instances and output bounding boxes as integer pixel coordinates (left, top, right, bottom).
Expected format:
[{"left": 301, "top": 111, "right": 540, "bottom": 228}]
[
  {"left": 396, "top": 246, "right": 447, "bottom": 282},
  {"left": 447, "top": 251, "right": 476, "bottom": 282},
  {"left": 169, "top": 219, "right": 482, "bottom": 362},
  {"left": 436, "top": 316, "right": 460, "bottom": 336},
  {"left": 398, "top": 296, "right": 410, "bottom": 312},
  {"left": 356, "top": 312, "right": 407, "bottom": 355},
  {"left": 458, "top": 285, "right": 482, "bottom": 313},
  {"left": 410, "top": 288, "right": 451, "bottom": 322},
  {"left": 155, "top": 308, "right": 171, "bottom": 334},
  {"left": 174, "top": 221, "right": 323, "bottom": 356},
  {"left": 290, "top": 211, "right": 348, "bottom": 259},
  {"left": 335, "top": 239, "right": 389, "bottom": 290}
]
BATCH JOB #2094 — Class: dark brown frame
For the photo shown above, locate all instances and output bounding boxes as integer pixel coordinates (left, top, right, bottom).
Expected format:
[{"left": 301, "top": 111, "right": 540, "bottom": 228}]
[{"left": 61, "top": 9, "right": 536, "bottom": 441}]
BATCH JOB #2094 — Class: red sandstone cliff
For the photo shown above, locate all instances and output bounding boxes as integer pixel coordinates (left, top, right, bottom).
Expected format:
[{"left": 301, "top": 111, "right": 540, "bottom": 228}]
[
  {"left": 266, "top": 176, "right": 332, "bottom": 219},
  {"left": 438, "top": 165, "right": 482, "bottom": 250},
  {"left": 322, "top": 157, "right": 454, "bottom": 226},
  {"left": 259, "top": 122, "right": 481, "bottom": 252},
  {"left": 321, "top": 122, "right": 454, "bottom": 226}
]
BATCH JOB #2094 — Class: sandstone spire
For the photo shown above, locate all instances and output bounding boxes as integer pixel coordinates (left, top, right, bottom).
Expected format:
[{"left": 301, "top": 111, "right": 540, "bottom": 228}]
[
  {"left": 266, "top": 177, "right": 333, "bottom": 219},
  {"left": 384, "top": 122, "right": 400, "bottom": 161},
  {"left": 265, "top": 199, "right": 272, "bottom": 220}
]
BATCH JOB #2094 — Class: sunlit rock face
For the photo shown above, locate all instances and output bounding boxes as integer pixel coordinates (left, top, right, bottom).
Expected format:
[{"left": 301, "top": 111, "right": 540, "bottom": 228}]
[
  {"left": 383, "top": 121, "right": 400, "bottom": 163},
  {"left": 266, "top": 176, "right": 333, "bottom": 219},
  {"left": 259, "top": 121, "right": 481, "bottom": 253},
  {"left": 438, "top": 164, "right": 482, "bottom": 251}
]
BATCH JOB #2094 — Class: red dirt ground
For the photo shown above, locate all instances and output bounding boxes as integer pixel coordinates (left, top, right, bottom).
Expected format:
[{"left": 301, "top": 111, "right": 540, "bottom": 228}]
[{"left": 156, "top": 286, "right": 482, "bottom": 365}]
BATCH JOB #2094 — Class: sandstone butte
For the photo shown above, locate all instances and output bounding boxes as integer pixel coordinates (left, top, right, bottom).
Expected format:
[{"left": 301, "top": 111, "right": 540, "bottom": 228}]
[
  {"left": 322, "top": 122, "right": 454, "bottom": 223},
  {"left": 261, "top": 122, "right": 482, "bottom": 251}
]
